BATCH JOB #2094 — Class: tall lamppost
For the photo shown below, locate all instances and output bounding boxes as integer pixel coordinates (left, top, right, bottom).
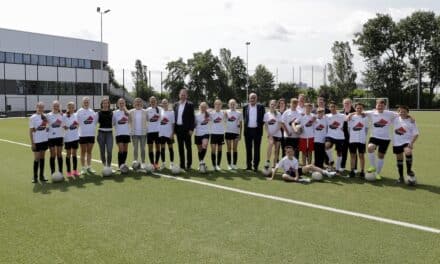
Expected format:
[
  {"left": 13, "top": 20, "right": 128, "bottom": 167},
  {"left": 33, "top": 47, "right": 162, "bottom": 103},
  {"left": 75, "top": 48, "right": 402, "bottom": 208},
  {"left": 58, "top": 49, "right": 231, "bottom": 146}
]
[
  {"left": 245, "top": 41, "right": 251, "bottom": 99},
  {"left": 97, "top": 7, "right": 111, "bottom": 97}
]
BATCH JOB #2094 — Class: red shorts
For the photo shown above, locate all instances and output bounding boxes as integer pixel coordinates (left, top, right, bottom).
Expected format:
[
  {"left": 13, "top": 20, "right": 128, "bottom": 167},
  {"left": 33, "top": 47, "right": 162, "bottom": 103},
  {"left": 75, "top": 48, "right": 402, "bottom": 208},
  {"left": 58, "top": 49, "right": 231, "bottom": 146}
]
[{"left": 299, "top": 138, "right": 314, "bottom": 152}]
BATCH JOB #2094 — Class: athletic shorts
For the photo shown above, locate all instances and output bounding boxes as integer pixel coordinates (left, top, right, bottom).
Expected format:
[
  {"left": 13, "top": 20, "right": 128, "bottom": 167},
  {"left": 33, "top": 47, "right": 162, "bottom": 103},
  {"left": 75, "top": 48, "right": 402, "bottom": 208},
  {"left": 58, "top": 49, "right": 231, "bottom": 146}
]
[
  {"left": 195, "top": 134, "right": 210, "bottom": 145},
  {"left": 284, "top": 168, "right": 303, "bottom": 180},
  {"left": 272, "top": 136, "right": 282, "bottom": 142},
  {"left": 325, "top": 137, "right": 344, "bottom": 152},
  {"left": 285, "top": 137, "right": 299, "bottom": 149},
  {"left": 299, "top": 138, "right": 314, "bottom": 152},
  {"left": 225, "top": 132, "right": 239, "bottom": 140},
  {"left": 79, "top": 136, "right": 95, "bottom": 144},
  {"left": 147, "top": 132, "right": 160, "bottom": 144},
  {"left": 393, "top": 143, "right": 409, "bottom": 154},
  {"left": 33, "top": 141, "right": 48, "bottom": 152},
  {"left": 349, "top": 143, "right": 366, "bottom": 154},
  {"left": 48, "top": 137, "right": 63, "bottom": 147},
  {"left": 116, "top": 135, "right": 131, "bottom": 144},
  {"left": 159, "top": 136, "right": 174, "bottom": 145},
  {"left": 210, "top": 134, "right": 225, "bottom": 145},
  {"left": 369, "top": 137, "right": 390, "bottom": 154},
  {"left": 64, "top": 140, "right": 79, "bottom": 150}
]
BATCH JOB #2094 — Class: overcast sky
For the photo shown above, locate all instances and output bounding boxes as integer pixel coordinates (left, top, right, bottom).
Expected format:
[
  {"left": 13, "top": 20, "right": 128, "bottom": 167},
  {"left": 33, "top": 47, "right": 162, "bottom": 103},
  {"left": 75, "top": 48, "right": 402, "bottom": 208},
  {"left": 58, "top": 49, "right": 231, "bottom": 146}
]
[{"left": 1, "top": 0, "right": 439, "bottom": 90}]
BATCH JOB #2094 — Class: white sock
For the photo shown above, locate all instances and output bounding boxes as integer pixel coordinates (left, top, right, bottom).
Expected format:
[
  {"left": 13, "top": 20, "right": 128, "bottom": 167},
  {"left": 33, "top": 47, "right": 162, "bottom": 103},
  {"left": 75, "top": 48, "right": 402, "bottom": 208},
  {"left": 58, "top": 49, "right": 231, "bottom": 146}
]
[
  {"left": 336, "top": 156, "right": 342, "bottom": 171},
  {"left": 377, "top": 159, "right": 384, "bottom": 174},
  {"left": 326, "top": 149, "right": 334, "bottom": 162},
  {"left": 368, "top": 152, "right": 376, "bottom": 169}
]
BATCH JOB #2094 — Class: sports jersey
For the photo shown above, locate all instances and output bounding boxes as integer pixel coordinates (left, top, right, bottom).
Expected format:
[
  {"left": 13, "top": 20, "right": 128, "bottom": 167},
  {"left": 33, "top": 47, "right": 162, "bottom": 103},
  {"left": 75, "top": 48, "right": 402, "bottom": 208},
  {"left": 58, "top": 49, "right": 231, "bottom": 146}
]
[
  {"left": 76, "top": 108, "right": 97, "bottom": 137},
  {"left": 113, "top": 110, "right": 130, "bottom": 136},
  {"left": 297, "top": 113, "right": 315, "bottom": 139},
  {"left": 225, "top": 110, "right": 242, "bottom": 134},
  {"left": 263, "top": 111, "right": 282, "bottom": 137},
  {"left": 62, "top": 113, "right": 79, "bottom": 143},
  {"left": 146, "top": 106, "right": 162, "bottom": 133},
  {"left": 365, "top": 110, "right": 397, "bottom": 140},
  {"left": 325, "top": 113, "right": 345, "bottom": 140},
  {"left": 195, "top": 112, "right": 210, "bottom": 136},
  {"left": 159, "top": 110, "right": 175, "bottom": 138},
  {"left": 210, "top": 111, "right": 225, "bottom": 135},
  {"left": 296, "top": 105, "right": 305, "bottom": 114},
  {"left": 348, "top": 114, "right": 369, "bottom": 144},
  {"left": 29, "top": 113, "right": 49, "bottom": 144},
  {"left": 393, "top": 117, "right": 419, "bottom": 146},
  {"left": 314, "top": 117, "right": 327, "bottom": 143},
  {"left": 47, "top": 112, "right": 64, "bottom": 139},
  {"left": 282, "top": 109, "right": 301, "bottom": 138},
  {"left": 276, "top": 156, "right": 299, "bottom": 174}
]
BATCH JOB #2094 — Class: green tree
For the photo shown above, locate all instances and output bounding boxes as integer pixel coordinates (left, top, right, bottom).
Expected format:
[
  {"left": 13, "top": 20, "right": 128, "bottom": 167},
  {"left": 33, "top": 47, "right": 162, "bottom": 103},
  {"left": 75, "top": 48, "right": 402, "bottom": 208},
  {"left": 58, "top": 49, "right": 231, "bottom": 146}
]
[
  {"left": 164, "top": 58, "right": 188, "bottom": 102},
  {"left": 273, "top": 82, "right": 298, "bottom": 101},
  {"left": 249, "top": 65, "right": 275, "bottom": 104},
  {"left": 219, "top": 48, "right": 248, "bottom": 103},
  {"left": 327, "top": 41, "right": 357, "bottom": 100},
  {"left": 131, "top": 59, "right": 155, "bottom": 101}
]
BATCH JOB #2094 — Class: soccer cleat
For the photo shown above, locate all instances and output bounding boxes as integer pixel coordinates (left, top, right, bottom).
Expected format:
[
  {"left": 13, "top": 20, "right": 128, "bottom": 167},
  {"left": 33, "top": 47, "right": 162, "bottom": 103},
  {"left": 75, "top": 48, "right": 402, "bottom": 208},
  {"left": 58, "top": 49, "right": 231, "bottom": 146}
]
[
  {"left": 228, "top": 165, "right": 233, "bottom": 170},
  {"left": 32, "top": 178, "right": 38, "bottom": 183},
  {"left": 407, "top": 175, "right": 417, "bottom": 186},
  {"left": 81, "top": 168, "right": 88, "bottom": 175},
  {"left": 87, "top": 167, "right": 96, "bottom": 174},
  {"left": 72, "top": 170, "right": 80, "bottom": 177},
  {"left": 375, "top": 174, "right": 382, "bottom": 180},
  {"left": 367, "top": 167, "right": 376, "bottom": 173},
  {"left": 359, "top": 171, "right": 365, "bottom": 179},
  {"left": 407, "top": 171, "right": 415, "bottom": 177},
  {"left": 215, "top": 165, "right": 221, "bottom": 171},
  {"left": 231, "top": 164, "right": 237, "bottom": 170},
  {"left": 66, "top": 172, "right": 73, "bottom": 178},
  {"left": 323, "top": 170, "right": 336, "bottom": 178},
  {"left": 159, "top": 163, "right": 165, "bottom": 170},
  {"left": 349, "top": 170, "right": 356, "bottom": 178},
  {"left": 39, "top": 176, "right": 48, "bottom": 182},
  {"left": 169, "top": 163, "right": 175, "bottom": 170},
  {"left": 396, "top": 177, "right": 404, "bottom": 184}
]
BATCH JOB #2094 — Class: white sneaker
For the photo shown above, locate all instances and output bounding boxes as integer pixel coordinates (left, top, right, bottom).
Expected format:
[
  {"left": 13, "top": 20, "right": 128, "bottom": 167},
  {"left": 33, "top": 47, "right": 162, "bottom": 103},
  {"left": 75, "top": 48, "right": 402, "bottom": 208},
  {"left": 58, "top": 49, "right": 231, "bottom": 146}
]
[
  {"left": 228, "top": 165, "right": 233, "bottom": 170},
  {"left": 324, "top": 170, "right": 336, "bottom": 178},
  {"left": 169, "top": 163, "right": 174, "bottom": 170},
  {"left": 231, "top": 164, "right": 237, "bottom": 170},
  {"left": 215, "top": 165, "right": 221, "bottom": 171},
  {"left": 160, "top": 163, "right": 166, "bottom": 170},
  {"left": 338, "top": 168, "right": 345, "bottom": 173}
]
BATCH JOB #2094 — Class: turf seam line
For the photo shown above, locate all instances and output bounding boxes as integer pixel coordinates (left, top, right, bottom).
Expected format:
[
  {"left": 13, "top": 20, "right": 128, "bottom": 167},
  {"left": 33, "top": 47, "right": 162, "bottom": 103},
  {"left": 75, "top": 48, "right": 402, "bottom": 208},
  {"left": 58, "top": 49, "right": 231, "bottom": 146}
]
[{"left": 1, "top": 138, "right": 439, "bottom": 235}]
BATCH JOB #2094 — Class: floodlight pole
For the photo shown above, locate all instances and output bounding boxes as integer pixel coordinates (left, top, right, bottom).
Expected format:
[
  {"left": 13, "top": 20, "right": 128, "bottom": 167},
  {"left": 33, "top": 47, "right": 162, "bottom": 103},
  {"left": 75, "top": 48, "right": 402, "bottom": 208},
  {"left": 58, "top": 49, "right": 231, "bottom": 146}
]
[
  {"left": 246, "top": 42, "right": 250, "bottom": 99},
  {"left": 417, "top": 38, "right": 422, "bottom": 110},
  {"left": 97, "top": 7, "right": 110, "bottom": 97}
]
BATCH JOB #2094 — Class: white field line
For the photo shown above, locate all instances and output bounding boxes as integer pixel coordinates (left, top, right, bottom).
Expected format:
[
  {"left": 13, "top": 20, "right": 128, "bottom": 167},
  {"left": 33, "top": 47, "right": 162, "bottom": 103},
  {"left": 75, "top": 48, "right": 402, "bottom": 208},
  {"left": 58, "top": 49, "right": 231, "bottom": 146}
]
[{"left": 1, "top": 138, "right": 439, "bottom": 235}]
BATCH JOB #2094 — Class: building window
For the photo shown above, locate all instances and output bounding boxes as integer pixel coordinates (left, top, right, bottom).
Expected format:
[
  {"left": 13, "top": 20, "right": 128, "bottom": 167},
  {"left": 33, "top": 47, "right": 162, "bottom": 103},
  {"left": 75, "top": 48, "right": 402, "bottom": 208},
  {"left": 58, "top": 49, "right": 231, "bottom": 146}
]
[
  {"left": 53, "top": 57, "right": 59, "bottom": 66},
  {"left": 0, "top": 51, "right": 5, "bottom": 63},
  {"left": 65, "top": 58, "right": 72, "bottom": 67},
  {"left": 78, "top": 59, "right": 85, "bottom": 68},
  {"left": 59, "top": 57, "right": 66, "bottom": 67},
  {"left": 91, "top": 60, "right": 101, "bottom": 69},
  {"left": 84, "top": 60, "right": 91, "bottom": 69},
  {"left": 38, "top": 55, "right": 46, "bottom": 66},
  {"left": 46, "top": 56, "right": 54, "bottom": 66},
  {"left": 71, "top": 58, "right": 79, "bottom": 68},
  {"left": 14, "top": 53, "right": 23, "bottom": 64},
  {"left": 23, "top": 54, "right": 31, "bottom": 64},
  {"left": 5, "top": 52, "right": 14, "bottom": 63},
  {"left": 31, "top": 55, "right": 38, "bottom": 65}
]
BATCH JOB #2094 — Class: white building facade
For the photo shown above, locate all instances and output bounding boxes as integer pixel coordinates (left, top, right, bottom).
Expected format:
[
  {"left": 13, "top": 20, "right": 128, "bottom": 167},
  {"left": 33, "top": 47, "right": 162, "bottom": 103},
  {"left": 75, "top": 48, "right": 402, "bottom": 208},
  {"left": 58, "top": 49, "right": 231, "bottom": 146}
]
[{"left": 0, "top": 28, "right": 109, "bottom": 114}]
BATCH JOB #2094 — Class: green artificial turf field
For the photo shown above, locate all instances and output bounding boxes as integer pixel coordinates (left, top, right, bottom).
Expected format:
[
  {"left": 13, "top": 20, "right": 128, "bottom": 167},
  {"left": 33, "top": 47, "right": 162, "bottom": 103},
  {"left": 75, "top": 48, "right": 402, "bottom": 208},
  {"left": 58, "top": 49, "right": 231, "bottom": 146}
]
[{"left": 0, "top": 112, "right": 439, "bottom": 263}]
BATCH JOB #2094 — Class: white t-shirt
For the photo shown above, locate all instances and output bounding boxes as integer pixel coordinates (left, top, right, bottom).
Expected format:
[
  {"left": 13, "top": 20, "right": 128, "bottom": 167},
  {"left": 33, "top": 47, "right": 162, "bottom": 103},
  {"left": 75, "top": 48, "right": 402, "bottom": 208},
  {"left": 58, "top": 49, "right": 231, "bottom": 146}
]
[
  {"left": 348, "top": 114, "right": 369, "bottom": 144},
  {"left": 225, "top": 110, "right": 242, "bottom": 134},
  {"left": 47, "top": 112, "right": 64, "bottom": 139},
  {"left": 282, "top": 109, "right": 301, "bottom": 138},
  {"left": 393, "top": 117, "right": 419, "bottom": 146},
  {"left": 296, "top": 105, "right": 305, "bottom": 114},
  {"left": 133, "top": 110, "right": 145, "bottom": 136},
  {"left": 113, "top": 110, "right": 130, "bottom": 136},
  {"left": 365, "top": 110, "right": 397, "bottom": 140},
  {"left": 177, "top": 101, "right": 186, "bottom": 125},
  {"left": 159, "top": 110, "right": 175, "bottom": 138},
  {"left": 76, "top": 108, "right": 97, "bottom": 137},
  {"left": 276, "top": 156, "right": 299, "bottom": 174},
  {"left": 297, "top": 113, "right": 315, "bottom": 139},
  {"left": 210, "top": 111, "right": 225, "bottom": 135},
  {"left": 29, "top": 114, "right": 49, "bottom": 144},
  {"left": 314, "top": 117, "right": 327, "bottom": 143},
  {"left": 263, "top": 111, "right": 282, "bottom": 137},
  {"left": 195, "top": 112, "right": 210, "bottom": 136},
  {"left": 248, "top": 105, "right": 257, "bottom": 128},
  {"left": 326, "top": 113, "right": 345, "bottom": 140},
  {"left": 146, "top": 107, "right": 161, "bottom": 133},
  {"left": 62, "top": 113, "right": 79, "bottom": 143}
]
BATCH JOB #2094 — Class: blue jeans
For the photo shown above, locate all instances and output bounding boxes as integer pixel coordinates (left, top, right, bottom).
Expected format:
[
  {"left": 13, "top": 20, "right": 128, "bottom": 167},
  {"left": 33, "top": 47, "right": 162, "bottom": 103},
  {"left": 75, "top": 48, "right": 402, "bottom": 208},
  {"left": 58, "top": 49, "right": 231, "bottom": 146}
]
[
  {"left": 132, "top": 135, "right": 147, "bottom": 163},
  {"left": 97, "top": 131, "right": 113, "bottom": 166}
]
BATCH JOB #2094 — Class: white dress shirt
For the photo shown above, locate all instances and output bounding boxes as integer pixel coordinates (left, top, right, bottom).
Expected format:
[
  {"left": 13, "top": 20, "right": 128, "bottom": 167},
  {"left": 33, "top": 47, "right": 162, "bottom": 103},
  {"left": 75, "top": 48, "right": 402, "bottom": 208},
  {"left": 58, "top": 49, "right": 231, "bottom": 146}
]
[
  {"left": 177, "top": 101, "right": 186, "bottom": 125},
  {"left": 248, "top": 104, "right": 257, "bottom": 128}
]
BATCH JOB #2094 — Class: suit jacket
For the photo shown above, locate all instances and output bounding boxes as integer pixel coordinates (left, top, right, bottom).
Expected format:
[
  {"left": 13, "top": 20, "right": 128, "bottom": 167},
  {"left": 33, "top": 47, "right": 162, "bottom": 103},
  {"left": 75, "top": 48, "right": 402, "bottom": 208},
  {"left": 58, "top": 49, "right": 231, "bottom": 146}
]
[
  {"left": 173, "top": 100, "right": 195, "bottom": 131},
  {"left": 243, "top": 103, "right": 265, "bottom": 136}
]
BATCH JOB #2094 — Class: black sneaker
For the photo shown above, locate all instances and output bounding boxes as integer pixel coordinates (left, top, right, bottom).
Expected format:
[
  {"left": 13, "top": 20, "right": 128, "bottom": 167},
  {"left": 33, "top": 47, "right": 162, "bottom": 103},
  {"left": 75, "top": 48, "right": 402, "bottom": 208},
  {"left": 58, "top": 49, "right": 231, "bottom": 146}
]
[
  {"left": 359, "top": 172, "right": 365, "bottom": 179},
  {"left": 407, "top": 171, "right": 415, "bottom": 177},
  {"left": 32, "top": 178, "right": 38, "bottom": 183},
  {"left": 349, "top": 171, "right": 356, "bottom": 178},
  {"left": 39, "top": 176, "right": 48, "bottom": 182},
  {"left": 396, "top": 177, "right": 404, "bottom": 184}
]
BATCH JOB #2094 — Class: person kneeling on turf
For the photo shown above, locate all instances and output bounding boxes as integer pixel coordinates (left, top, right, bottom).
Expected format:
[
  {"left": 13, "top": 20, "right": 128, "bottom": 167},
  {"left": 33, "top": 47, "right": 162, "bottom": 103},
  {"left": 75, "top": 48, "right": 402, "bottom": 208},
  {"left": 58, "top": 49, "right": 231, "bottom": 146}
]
[{"left": 268, "top": 146, "right": 335, "bottom": 182}]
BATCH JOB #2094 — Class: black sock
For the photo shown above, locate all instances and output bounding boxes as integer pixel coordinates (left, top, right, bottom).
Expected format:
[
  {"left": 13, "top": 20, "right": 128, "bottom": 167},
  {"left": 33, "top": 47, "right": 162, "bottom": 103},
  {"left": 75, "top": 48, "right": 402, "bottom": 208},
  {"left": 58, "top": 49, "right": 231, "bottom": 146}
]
[
  {"left": 198, "top": 151, "right": 202, "bottom": 161},
  {"left": 66, "top": 157, "right": 71, "bottom": 173},
  {"left": 161, "top": 148, "right": 166, "bottom": 162},
  {"left": 200, "top": 149, "right": 207, "bottom": 161},
  {"left": 233, "top": 152, "right": 238, "bottom": 165},
  {"left": 227, "top": 151, "right": 231, "bottom": 165},
  {"left": 397, "top": 160, "right": 404, "bottom": 178},
  {"left": 169, "top": 148, "right": 174, "bottom": 162},
  {"left": 155, "top": 150, "right": 160, "bottom": 164},
  {"left": 211, "top": 153, "right": 216, "bottom": 167},
  {"left": 72, "top": 156, "right": 77, "bottom": 171},
  {"left": 217, "top": 151, "right": 222, "bottom": 167},
  {"left": 123, "top": 151, "right": 128, "bottom": 164},
  {"left": 50, "top": 157, "right": 55, "bottom": 174},
  {"left": 57, "top": 157, "right": 63, "bottom": 173},
  {"left": 149, "top": 152, "right": 154, "bottom": 164},
  {"left": 39, "top": 158, "right": 45, "bottom": 178},
  {"left": 118, "top": 152, "right": 123, "bottom": 167},
  {"left": 33, "top": 160, "right": 39, "bottom": 179},
  {"left": 406, "top": 154, "right": 413, "bottom": 172}
]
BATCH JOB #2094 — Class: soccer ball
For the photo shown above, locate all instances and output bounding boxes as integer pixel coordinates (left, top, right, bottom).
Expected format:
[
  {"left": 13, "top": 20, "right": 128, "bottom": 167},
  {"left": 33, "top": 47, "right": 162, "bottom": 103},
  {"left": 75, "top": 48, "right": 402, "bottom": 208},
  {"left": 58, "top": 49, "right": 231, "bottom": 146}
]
[
  {"left": 311, "top": 172, "right": 323, "bottom": 181},
  {"left": 120, "top": 164, "right": 129, "bottom": 174},
  {"left": 51, "top": 172, "right": 64, "bottom": 183},
  {"left": 262, "top": 167, "right": 272, "bottom": 177},
  {"left": 294, "top": 124, "right": 303, "bottom": 134},
  {"left": 365, "top": 172, "right": 376, "bottom": 181},
  {"left": 144, "top": 164, "right": 154, "bottom": 173},
  {"left": 102, "top": 166, "right": 113, "bottom": 177},
  {"left": 171, "top": 166, "right": 181, "bottom": 175},
  {"left": 132, "top": 160, "right": 141, "bottom": 171},
  {"left": 407, "top": 175, "right": 417, "bottom": 186}
]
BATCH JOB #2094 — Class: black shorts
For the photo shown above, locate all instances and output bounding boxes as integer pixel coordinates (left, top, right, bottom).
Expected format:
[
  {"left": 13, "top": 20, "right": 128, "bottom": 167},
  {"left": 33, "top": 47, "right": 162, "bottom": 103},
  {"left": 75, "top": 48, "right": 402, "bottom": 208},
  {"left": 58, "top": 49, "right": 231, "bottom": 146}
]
[
  {"left": 225, "top": 132, "right": 239, "bottom": 140},
  {"left": 349, "top": 143, "right": 366, "bottom": 154},
  {"left": 64, "top": 140, "right": 79, "bottom": 150},
  {"left": 285, "top": 137, "right": 299, "bottom": 149},
  {"left": 160, "top": 136, "right": 174, "bottom": 145},
  {"left": 48, "top": 137, "right": 63, "bottom": 147},
  {"left": 195, "top": 134, "right": 210, "bottom": 145},
  {"left": 284, "top": 168, "right": 303, "bottom": 181},
  {"left": 116, "top": 135, "right": 131, "bottom": 144},
  {"left": 369, "top": 137, "right": 390, "bottom": 154},
  {"left": 393, "top": 143, "right": 409, "bottom": 154},
  {"left": 210, "top": 134, "right": 225, "bottom": 145},
  {"left": 33, "top": 141, "right": 48, "bottom": 152},
  {"left": 272, "top": 136, "right": 282, "bottom": 142},
  {"left": 147, "top": 132, "right": 160, "bottom": 144},
  {"left": 325, "top": 137, "right": 345, "bottom": 152},
  {"left": 79, "top": 136, "right": 95, "bottom": 144}
]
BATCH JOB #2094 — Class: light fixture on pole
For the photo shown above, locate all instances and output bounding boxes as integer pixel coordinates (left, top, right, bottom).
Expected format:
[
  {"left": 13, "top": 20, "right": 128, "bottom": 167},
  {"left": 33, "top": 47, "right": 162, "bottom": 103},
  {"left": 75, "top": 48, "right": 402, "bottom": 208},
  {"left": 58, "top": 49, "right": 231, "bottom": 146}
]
[
  {"left": 245, "top": 42, "right": 251, "bottom": 99},
  {"left": 97, "top": 7, "right": 111, "bottom": 97}
]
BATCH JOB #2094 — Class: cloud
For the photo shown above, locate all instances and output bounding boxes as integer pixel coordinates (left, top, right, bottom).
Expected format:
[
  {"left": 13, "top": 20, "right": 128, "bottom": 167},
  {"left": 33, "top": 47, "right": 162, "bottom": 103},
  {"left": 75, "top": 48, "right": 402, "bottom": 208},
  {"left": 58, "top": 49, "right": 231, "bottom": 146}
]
[
  {"left": 224, "top": 1, "right": 233, "bottom": 10},
  {"left": 260, "top": 23, "right": 296, "bottom": 42}
]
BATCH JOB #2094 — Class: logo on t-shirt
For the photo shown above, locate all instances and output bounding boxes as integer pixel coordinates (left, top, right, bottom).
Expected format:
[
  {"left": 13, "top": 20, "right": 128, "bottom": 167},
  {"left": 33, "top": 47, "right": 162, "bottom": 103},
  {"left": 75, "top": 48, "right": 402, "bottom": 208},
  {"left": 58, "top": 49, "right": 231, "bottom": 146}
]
[
  {"left": 52, "top": 119, "right": 62, "bottom": 128},
  {"left": 352, "top": 122, "right": 364, "bottom": 131},
  {"left": 394, "top": 127, "right": 407, "bottom": 136},
  {"left": 84, "top": 116, "right": 94, "bottom": 125},
  {"left": 150, "top": 114, "right": 160, "bottom": 122},
  {"left": 315, "top": 124, "right": 325, "bottom": 131},
  {"left": 305, "top": 119, "right": 314, "bottom": 127},
  {"left": 227, "top": 115, "right": 237, "bottom": 122},
  {"left": 268, "top": 118, "right": 277, "bottom": 125},
  {"left": 37, "top": 120, "right": 48, "bottom": 131},
  {"left": 373, "top": 118, "right": 388, "bottom": 128},
  {"left": 287, "top": 166, "right": 295, "bottom": 176},
  {"left": 160, "top": 117, "right": 169, "bottom": 125},
  {"left": 118, "top": 116, "right": 128, "bottom": 125},
  {"left": 329, "top": 121, "right": 341, "bottom": 130},
  {"left": 201, "top": 117, "right": 210, "bottom": 126},
  {"left": 288, "top": 117, "right": 297, "bottom": 126},
  {"left": 213, "top": 116, "right": 223, "bottom": 123},
  {"left": 69, "top": 121, "right": 78, "bottom": 130}
]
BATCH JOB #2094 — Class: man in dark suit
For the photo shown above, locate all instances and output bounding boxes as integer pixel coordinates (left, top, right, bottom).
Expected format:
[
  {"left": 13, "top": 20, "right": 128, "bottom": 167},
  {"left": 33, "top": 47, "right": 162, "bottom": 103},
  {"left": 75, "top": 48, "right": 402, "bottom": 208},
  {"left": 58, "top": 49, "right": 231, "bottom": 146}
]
[
  {"left": 173, "top": 88, "right": 195, "bottom": 170},
  {"left": 243, "top": 93, "right": 265, "bottom": 171}
]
